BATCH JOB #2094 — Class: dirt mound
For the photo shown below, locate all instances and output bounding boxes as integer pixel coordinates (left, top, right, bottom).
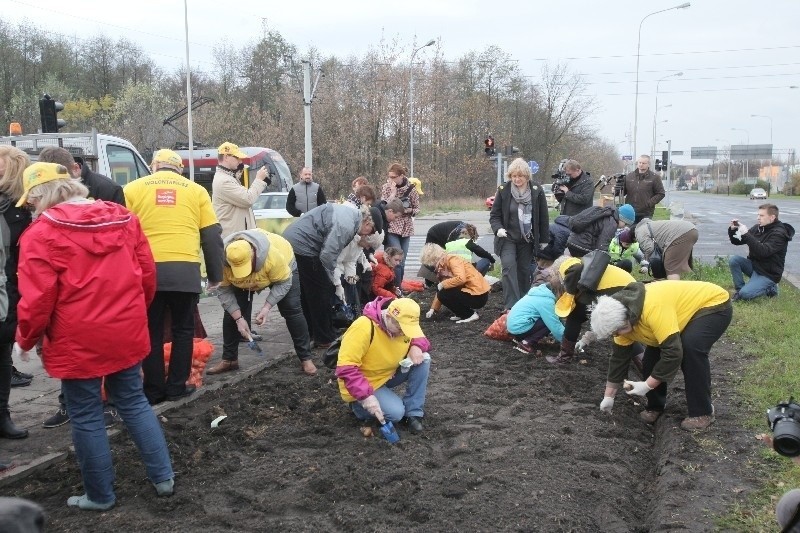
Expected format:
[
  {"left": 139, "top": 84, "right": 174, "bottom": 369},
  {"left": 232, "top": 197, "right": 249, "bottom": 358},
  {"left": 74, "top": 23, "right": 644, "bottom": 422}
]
[{"left": 7, "top": 291, "right": 763, "bottom": 531}]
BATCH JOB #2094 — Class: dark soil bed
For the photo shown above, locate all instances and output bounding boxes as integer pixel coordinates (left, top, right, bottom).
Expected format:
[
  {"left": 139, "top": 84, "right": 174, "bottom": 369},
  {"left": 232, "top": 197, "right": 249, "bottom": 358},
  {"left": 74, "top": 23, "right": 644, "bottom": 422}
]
[{"left": 6, "top": 290, "right": 764, "bottom": 531}]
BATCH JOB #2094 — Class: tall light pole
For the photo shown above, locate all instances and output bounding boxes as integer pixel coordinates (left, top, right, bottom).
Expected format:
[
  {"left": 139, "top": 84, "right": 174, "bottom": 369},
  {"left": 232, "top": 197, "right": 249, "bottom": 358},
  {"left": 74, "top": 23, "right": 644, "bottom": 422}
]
[
  {"left": 651, "top": 71, "right": 682, "bottom": 155},
  {"left": 652, "top": 104, "right": 672, "bottom": 155},
  {"left": 731, "top": 127, "right": 750, "bottom": 180},
  {"left": 716, "top": 138, "right": 731, "bottom": 195},
  {"left": 409, "top": 39, "right": 435, "bottom": 179},
  {"left": 633, "top": 3, "right": 690, "bottom": 159},
  {"left": 751, "top": 114, "right": 773, "bottom": 189},
  {"left": 183, "top": 0, "right": 194, "bottom": 181}
]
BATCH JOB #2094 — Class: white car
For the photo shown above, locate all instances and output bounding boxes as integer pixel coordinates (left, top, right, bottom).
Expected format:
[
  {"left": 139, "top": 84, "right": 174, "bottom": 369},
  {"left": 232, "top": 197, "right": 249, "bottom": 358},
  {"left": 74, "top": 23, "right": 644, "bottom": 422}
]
[
  {"left": 543, "top": 186, "right": 559, "bottom": 209},
  {"left": 749, "top": 187, "right": 767, "bottom": 200},
  {"left": 253, "top": 192, "right": 294, "bottom": 234}
]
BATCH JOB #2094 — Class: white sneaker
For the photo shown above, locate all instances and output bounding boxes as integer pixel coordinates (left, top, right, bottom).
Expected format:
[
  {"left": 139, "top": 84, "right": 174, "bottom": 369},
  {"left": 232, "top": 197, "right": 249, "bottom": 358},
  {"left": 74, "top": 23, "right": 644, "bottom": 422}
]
[
  {"left": 449, "top": 316, "right": 460, "bottom": 321},
  {"left": 456, "top": 313, "right": 479, "bottom": 324}
]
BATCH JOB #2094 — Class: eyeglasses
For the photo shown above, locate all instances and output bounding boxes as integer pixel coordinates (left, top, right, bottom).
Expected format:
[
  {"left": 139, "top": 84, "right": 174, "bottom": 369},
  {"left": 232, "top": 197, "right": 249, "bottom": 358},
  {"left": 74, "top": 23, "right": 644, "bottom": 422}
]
[{"left": 387, "top": 174, "right": 399, "bottom": 179}]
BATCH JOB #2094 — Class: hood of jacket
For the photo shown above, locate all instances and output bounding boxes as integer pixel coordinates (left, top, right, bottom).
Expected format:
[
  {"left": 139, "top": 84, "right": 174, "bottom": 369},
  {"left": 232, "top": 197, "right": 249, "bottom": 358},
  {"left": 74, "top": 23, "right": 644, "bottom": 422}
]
[
  {"left": 223, "top": 229, "right": 270, "bottom": 271},
  {"left": 525, "top": 282, "right": 557, "bottom": 301},
  {"left": 759, "top": 219, "right": 796, "bottom": 240},
  {"left": 363, "top": 296, "right": 395, "bottom": 335},
  {"left": 609, "top": 281, "right": 646, "bottom": 325},
  {"left": 38, "top": 200, "right": 133, "bottom": 257}
]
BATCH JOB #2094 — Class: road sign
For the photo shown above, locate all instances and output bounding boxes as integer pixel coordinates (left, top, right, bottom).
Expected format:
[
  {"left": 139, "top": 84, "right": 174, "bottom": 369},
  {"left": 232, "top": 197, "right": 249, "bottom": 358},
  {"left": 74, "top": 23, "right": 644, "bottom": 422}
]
[
  {"left": 691, "top": 146, "right": 718, "bottom": 159},
  {"left": 622, "top": 155, "right": 633, "bottom": 161},
  {"left": 671, "top": 151, "right": 684, "bottom": 155},
  {"left": 528, "top": 160, "right": 539, "bottom": 175}
]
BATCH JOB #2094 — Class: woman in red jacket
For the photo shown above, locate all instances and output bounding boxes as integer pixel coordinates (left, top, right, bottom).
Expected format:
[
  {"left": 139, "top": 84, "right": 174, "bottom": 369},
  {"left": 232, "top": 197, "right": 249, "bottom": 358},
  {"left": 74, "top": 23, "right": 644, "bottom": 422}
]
[
  {"left": 13, "top": 163, "right": 174, "bottom": 511},
  {"left": 371, "top": 247, "right": 404, "bottom": 299}
]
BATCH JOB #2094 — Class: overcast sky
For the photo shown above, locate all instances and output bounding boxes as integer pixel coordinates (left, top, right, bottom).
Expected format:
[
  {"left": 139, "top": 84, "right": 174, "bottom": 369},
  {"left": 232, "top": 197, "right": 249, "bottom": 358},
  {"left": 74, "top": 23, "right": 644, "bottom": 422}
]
[{"left": 5, "top": 0, "right": 799, "bottom": 167}]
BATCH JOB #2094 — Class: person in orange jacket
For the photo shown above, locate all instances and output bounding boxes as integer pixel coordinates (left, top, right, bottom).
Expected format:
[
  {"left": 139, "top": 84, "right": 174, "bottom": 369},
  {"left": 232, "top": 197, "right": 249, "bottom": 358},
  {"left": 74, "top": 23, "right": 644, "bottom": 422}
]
[
  {"left": 420, "top": 243, "right": 490, "bottom": 324},
  {"left": 371, "top": 248, "right": 404, "bottom": 299}
]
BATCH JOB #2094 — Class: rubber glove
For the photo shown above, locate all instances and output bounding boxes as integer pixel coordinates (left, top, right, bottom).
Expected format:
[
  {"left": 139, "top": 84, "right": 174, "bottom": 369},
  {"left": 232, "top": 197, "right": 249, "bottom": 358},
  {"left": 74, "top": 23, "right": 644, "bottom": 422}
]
[
  {"left": 335, "top": 285, "right": 346, "bottom": 302},
  {"left": 539, "top": 242, "right": 548, "bottom": 249},
  {"left": 360, "top": 395, "right": 384, "bottom": 423},
  {"left": 436, "top": 282, "right": 444, "bottom": 291},
  {"left": 624, "top": 380, "right": 653, "bottom": 397},
  {"left": 425, "top": 308, "right": 435, "bottom": 319},
  {"left": 639, "top": 260, "right": 650, "bottom": 274},
  {"left": 736, "top": 223, "right": 748, "bottom": 238},
  {"left": 600, "top": 396, "right": 614, "bottom": 413},
  {"left": 12, "top": 342, "right": 30, "bottom": 362},
  {"left": 235, "top": 317, "right": 251, "bottom": 340},
  {"left": 496, "top": 228, "right": 508, "bottom": 238},
  {"left": 576, "top": 331, "right": 597, "bottom": 353}
]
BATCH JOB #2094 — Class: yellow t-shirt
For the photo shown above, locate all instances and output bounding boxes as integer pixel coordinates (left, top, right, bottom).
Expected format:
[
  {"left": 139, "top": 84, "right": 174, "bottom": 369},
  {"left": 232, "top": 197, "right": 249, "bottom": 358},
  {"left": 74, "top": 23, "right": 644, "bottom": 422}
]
[
  {"left": 221, "top": 230, "right": 294, "bottom": 290},
  {"left": 124, "top": 170, "right": 218, "bottom": 264}
]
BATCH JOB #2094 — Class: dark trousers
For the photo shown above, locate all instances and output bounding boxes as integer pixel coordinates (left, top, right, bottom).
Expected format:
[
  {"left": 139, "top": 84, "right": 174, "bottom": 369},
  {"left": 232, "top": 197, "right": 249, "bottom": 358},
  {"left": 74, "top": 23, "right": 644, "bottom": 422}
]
[
  {"left": 296, "top": 254, "right": 335, "bottom": 345},
  {"left": 437, "top": 289, "right": 488, "bottom": 319},
  {"left": 563, "top": 303, "right": 589, "bottom": 343},
  {"left": 356, "top": 263, "right": 372, "bottom": 312},
  {"left": 143, "top": 291, "right": 197, "bottom": 403},
  {"left": 643, "top": 306, "right": 732, "bottom": 417},
  {"left": 0, "top": 343, "right": 11, "bottom": 412},
  {"left": 512, "top": 318, "right": 551, "bottom": 344},
  {"left": 612, "top": 259, "right": 633, "bottom": 273},
  {"left": 222, "top": 286, "right": 254, "bottom": 362}
]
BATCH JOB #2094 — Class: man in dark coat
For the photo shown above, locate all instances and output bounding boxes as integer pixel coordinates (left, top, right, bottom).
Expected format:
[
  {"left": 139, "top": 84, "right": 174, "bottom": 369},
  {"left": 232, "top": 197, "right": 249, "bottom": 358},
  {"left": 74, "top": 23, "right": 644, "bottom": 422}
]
[
  {"left": 38, "top": 147, "right": 124, "bottom": 205},
  {"left": 556, "top": 159, "right": 595, "bottom": 216},
  {"left": 618, "top": 155, "right": 665, "bottom": 222}
]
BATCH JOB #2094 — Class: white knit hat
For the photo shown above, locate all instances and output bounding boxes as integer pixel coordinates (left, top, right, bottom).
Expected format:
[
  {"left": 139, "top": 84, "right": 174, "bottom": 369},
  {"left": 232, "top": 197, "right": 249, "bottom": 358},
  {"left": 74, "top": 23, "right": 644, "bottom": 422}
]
[{"left": 589, "top": 296, "right": 629, "bottom": 339}]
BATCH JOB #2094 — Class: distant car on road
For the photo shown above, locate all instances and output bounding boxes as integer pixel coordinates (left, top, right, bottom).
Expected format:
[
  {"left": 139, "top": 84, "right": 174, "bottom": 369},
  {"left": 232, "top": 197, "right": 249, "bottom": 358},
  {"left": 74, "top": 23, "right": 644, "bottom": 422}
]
[
  {"left": 485, "top": 195, "right": 495, "bottom": 210},
  {"left": 677, "top": 184, "right": 689, "bottom": 191},
  {"left": 253, "top": 192, "right": 294, "bottom": 234},
  {"left": 749, "top": 187, "right": 768, "bottom": 200}
]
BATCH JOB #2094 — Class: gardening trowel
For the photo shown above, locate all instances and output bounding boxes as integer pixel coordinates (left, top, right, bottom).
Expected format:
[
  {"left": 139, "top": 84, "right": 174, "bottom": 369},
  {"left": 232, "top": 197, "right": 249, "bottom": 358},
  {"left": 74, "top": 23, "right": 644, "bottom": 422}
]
[
  {"left": 246, "top": 333, "right": 264, "bottom": 356},
  {"left": 378, "top": 416, "right": 400, "bottom": 444}
]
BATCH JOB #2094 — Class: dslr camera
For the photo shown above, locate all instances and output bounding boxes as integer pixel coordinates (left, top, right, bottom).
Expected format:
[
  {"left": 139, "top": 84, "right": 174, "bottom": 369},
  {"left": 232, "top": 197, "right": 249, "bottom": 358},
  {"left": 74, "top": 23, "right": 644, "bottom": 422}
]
[{"left": 767, "top": 397, "right": 800, "bottom": 457}]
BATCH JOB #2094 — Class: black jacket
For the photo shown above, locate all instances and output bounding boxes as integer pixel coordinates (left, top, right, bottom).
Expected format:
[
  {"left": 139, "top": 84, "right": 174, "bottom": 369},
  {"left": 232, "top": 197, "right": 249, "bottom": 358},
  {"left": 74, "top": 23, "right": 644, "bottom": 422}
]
[
  {"left": 566, "top": 206, "right": 620, "bottom": 257},
  {"left": 489, "top": 181, "right": 549, "bottom": 246},
  {"left": 424, "top": 221, "right": 493, "bottom": 262},
  {"left": 80, "top": 164, "right": 125, "bottom": 205},
  {"left": 0, "top": 194, "right": 32, "bottom": 344},
  {"left": 538, "top": 215, "right": 571, "bottom": 261},
  {"left": 729, "top": 219, "right": 795, "bottom": 283},
  {"left": 558, "top": 171, "right": 595, "bottom": 216}
]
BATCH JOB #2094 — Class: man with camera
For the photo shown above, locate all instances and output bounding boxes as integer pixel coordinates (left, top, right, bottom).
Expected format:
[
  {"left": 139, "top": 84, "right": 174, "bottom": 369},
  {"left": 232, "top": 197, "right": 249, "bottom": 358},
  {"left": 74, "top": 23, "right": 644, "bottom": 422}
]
[
  {"left": 554, "top": 160, "right": 594, "bottom": 216},
  {"left": 616, "top": 155, "right": 665, "bottom": 222},
  {"left": 728, "top": 203, "right": 795, "bottom": 301}
]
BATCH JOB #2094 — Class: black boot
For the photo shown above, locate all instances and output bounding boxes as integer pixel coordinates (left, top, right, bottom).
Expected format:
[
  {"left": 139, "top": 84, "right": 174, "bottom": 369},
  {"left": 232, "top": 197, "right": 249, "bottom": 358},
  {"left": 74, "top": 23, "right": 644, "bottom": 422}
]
[{"left": 0, "top": 410, "right": 28, "bottom": 439}]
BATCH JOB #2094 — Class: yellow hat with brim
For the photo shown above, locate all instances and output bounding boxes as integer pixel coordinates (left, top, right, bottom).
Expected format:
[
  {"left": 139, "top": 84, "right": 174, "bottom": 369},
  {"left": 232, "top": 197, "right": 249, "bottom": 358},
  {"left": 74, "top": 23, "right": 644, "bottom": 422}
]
[
  {"left": 226, "top": 240, "right": 254, "bottom": 278},
  {"left": 16, "top": 162, "right": 71, "bottom": 207},
  {"left": 555, "top": 293, "right": 576, "bottom": 318},
  {"left": 409, "top": 177, "right": 424, "bottom": 195},
  {"left": 218, "top": 142, "right": 248, "bottom": 159},
  {"left": 387, "top": 298, "right": 424, "bottom": 339},
  {"left": 152, "top": 149, "right": 184, "bottom": 169}
]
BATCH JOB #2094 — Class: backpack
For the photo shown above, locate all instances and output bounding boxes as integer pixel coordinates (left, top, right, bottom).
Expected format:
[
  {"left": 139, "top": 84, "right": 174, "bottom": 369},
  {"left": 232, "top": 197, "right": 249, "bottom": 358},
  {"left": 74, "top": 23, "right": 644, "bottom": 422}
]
[{"left": 323, "top": 318, "right": 375, "bottom": 369}]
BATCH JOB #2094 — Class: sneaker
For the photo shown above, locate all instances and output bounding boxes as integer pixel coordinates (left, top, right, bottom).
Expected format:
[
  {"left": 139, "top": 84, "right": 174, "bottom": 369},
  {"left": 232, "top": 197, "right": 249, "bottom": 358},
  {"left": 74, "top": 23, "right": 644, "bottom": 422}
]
[
  {"left": 455, "top": 312, "right": 479, "bottom": 324},
  {"left": 43, "top": 408, "right": 70, "bottom": 429},
  {"left": 404, "top": 416, "right": 424, "bottom": 434},
  {"left": 12, "top": 366, "right": 33, "bottom": 380},
  {"left": 10, "top": 373, "right": 31, "bottom": 388},
  {"left": 103, "top": 408, "right": 119, "bottom": 428},
  {"left": 639, "top": 410, "right": 662, "bottom": 424},
  {"left": 512, "top": 339, "right": 534, "bottom": 354},
  {"left": 449, "top": 316, "right": 460, "bottom": 321},
  {"left": 153, "top": 478, "right": 175, "bottom": 497}
]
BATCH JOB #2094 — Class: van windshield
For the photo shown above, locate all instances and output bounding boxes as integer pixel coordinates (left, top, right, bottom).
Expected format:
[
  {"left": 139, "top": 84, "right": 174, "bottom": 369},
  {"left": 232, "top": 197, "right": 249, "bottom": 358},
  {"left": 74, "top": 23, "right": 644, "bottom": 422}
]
[{"left": 249, "top": 151, "right": 292, "bottom": 192}]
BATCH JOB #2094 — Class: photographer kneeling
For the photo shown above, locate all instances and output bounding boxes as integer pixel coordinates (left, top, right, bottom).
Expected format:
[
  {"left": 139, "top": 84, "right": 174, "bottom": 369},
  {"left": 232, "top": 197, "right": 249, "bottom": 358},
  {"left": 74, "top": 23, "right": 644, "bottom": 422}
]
[{"left": 554, "top": 159, "right": 594, "bottom": 216}]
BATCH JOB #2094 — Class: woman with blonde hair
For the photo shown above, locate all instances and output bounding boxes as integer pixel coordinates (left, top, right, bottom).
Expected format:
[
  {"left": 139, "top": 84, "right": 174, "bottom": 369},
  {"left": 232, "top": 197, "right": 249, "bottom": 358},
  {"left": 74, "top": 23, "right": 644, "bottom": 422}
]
[
  {"left": 14, "top": 162, "right": 174, "bottom": 509},
  {"left": 421, "top": 243, "right": 490, "bottom": 324},
  {"left": 0, "top": 146, "right": 32, "bottom": 441},
  {"left": 489, "top": 158, "right": 549, "bottom": 310}
]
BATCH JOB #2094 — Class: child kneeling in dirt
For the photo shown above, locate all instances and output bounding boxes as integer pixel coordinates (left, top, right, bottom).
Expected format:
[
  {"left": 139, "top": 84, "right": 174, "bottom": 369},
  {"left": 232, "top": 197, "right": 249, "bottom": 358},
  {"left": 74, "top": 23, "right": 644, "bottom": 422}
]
[
  {"left": 335, "top": 297, "right": 431, "bottom": 434},
  {"left": 506, "top": 281, "right": 565, "bottom": 354}
]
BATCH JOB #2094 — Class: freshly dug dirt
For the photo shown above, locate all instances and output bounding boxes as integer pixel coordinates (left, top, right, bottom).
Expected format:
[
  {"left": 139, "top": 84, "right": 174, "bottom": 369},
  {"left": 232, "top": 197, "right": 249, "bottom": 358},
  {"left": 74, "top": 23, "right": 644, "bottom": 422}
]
[{"left": 6, "top": 291, "right": 765, "bottom": 531}]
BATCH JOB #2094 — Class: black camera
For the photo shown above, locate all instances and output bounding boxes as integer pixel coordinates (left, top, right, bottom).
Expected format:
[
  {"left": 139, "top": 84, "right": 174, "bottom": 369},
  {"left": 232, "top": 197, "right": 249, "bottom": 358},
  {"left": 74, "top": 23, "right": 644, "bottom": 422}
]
[
  {"left": 551, "top": 159, "right": 571, "bottom": 200},
  {"left": 767, "top": 397, "right": 800, "bottom": 457}
]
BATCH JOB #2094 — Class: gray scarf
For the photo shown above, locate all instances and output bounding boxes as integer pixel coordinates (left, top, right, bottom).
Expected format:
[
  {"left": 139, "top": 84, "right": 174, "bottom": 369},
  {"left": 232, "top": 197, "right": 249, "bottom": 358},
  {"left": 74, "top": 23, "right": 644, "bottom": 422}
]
[{"left": 510, "top": 183, "right": 533, "bottom": 241}]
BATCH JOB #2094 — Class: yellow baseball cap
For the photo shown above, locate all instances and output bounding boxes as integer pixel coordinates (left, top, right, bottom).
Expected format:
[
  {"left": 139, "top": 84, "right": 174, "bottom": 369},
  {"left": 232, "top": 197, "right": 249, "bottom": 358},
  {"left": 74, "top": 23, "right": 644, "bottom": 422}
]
[
  {"left": 408, "top": 177, "right": 424, "bottom": 195},
  {"left": 218, "top": 142, "right": 247, "bottom": 159},
  {"left": 386, "top": 298, "right": 424, "bottom": 339},
  {"left": 16, "top": 162, "right": 71, "bottom": 207},
  {"left": 226, "top": 240, "right": 254, "bottom": 278},
  {"left": 152, "top": 149, "right": 184, "bottom": 169}
]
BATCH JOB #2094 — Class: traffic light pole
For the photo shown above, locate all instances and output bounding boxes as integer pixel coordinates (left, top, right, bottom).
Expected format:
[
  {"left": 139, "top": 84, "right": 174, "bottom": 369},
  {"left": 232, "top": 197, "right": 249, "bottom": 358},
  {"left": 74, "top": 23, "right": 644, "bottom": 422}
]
[
  {"left": 496, "top": 151, "right": 503, "bottom": 188},
  {"left": 666, "top": 139, "right": 672, "bottom": 207}
]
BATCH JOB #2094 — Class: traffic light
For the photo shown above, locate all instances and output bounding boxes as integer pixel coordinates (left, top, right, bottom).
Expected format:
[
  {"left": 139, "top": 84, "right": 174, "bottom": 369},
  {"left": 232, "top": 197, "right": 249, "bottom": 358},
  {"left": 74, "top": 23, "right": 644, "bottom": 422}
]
[
  {"left": 661, "top": 150, "right": 669, "bottom": 173},
  {"left": 39, "top": 94, "right": 66, "bottom": 133},
  {"left": 655, "top": 159, "right": 663, "bottom": 171},
  {"left": 484, "top": 136, "right": 495, "bottom": 157}
]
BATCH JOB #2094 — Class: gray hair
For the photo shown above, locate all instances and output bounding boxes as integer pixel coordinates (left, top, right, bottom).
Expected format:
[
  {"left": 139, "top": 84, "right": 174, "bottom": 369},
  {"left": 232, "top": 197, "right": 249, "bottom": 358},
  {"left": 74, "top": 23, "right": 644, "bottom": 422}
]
[
  {"left": 28, "top": 179, "right": 89, "bottom": 215},
  {"left": 589, "top": 296, "right": 628, "bottom": 339},
  {"left": 564, "top": 159, "right": 581, "bottom": 172},
  {"left": 506, "top": 158, "right": 531, "bottom": 180}
]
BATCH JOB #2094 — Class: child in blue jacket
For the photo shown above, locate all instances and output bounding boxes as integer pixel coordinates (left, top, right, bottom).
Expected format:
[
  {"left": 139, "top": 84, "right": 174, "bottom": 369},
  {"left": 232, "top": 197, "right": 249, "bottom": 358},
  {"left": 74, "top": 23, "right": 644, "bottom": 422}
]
[{"left": 506, "top": 283, "right": 564, "bottom": 354}]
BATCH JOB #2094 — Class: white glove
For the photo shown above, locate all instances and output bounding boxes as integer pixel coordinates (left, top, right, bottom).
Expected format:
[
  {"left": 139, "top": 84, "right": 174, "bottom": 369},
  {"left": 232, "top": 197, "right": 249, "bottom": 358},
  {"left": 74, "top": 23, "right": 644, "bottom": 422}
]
[
  {"left": 623, "top": 380, "right": 653, "bottom": 397},
  {"left": 425, "top": 309, "right": 435, "bottom": 319},
  {"left": 436, "top": 282, "right": 444, "bottom": 291},
  {"left": 576, "top": 331, "right": 597, "bottom": 353},
  {"left": 496, "top": 228, "right": 508, "bottom": 238},
  {"left": 335, "top": 285, "right": 346, "bottom": 302},
  {"left": 360, "top": 394, "right": 385, "bottom": 423},
  {"left": 539, "top": 242, "right": 548, "bottom": 249},
  {"left": 737, "top": 223, "right": 748, "bottom": 235},
  {"left": 600, "top": 396, "right": 615, "bottom": 414},
  {"left": 12, "top": 342, "right": 30, "bottom": 362},
  {"left": 363, "top": 262, "right": 373, "bottom": 272}
]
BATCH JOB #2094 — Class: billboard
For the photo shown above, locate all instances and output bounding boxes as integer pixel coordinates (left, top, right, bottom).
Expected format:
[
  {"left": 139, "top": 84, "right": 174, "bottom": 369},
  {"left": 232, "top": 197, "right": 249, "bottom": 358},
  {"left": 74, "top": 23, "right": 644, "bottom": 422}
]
[
  {"left": 691, "top": 146, "right": 718, "bottom": 159},
  {"left": 730, "top": 144, "right": 773, "bottom": 159}
]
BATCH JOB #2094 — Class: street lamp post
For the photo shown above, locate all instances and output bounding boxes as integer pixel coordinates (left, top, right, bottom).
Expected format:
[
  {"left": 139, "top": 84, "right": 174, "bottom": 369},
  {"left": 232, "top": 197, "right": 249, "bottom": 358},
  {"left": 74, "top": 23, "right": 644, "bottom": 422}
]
[
  {"left": 651, "top": 71, "right": 682, "bottom": 155},
  {"left": 409, "top": 39, "right": 435, "bottom": 180},
  {"left": 715, "top": 138, "right": 731, "bottom": 195},
  {"left": 633, "top": 3, "right": 690, "bottom": 158},
  {"left": 731, "top": 127, "right": 750, "bottom": 181},
  {"left": 652, "top": 104, "right": 672, "bottom": 156},
  {"left": 751, "top": 114, "right": 773, "bottom": 189}
]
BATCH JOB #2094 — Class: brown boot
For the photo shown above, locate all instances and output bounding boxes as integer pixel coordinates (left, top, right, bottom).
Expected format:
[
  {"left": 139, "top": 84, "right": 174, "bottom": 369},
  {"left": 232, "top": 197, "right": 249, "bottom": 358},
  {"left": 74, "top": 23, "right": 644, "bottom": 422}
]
[
  {"left": 546, "top": 340, "right": 576, "bottom": 365},
  {"left": 206, "top": 360, "right": 239, "bottom": 375}
]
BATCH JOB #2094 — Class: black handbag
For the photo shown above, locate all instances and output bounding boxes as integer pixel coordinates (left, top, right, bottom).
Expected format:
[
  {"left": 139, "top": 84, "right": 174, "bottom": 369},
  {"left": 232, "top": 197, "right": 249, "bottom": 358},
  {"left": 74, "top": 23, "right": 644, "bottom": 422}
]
[
  {"left": 577, "top": 250, "right": 611, "bottom": 293},
  {"left": 323, "top": 320, "right": 375, "bottom": 369},
  {"left": 646, "top": 223, "right": 667, "bottom": 279}
]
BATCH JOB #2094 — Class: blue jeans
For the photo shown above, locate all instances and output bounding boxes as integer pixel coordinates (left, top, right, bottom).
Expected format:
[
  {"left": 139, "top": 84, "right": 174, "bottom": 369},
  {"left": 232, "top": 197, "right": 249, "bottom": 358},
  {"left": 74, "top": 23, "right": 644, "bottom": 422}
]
[
  {"left": 351, "top": 359, "right": 431, "bottom": 421},
  {"left": 62, "top": 363, "right": 173, "bottom": 504},
  {"left": 729, "top": 255, "right": 778, "bottom": 300},
  {"left": 385, "top": 234, "right": 410, "bottom": 283},
  {"left": 474, "top": 258, "right": 493, "bottom": 276}
]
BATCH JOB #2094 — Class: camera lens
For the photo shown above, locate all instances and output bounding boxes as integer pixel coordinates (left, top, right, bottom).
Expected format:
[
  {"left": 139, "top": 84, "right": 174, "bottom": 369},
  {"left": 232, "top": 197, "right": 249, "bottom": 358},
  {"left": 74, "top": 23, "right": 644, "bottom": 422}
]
[{"left": 773, "top": 419, "right": 800, "bottom": 457}]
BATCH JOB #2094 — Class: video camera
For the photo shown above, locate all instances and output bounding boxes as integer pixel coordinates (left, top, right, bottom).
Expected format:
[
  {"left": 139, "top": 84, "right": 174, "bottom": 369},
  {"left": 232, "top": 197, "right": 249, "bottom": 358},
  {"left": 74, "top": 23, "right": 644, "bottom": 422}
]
[
  {"left": 594, "top": 173, "right": 624, "bottom": 191},
  {"left": 551, "top": 159, "right": 571, "bottom": 193},
  {"left": 767, "top": 397, "right": 800, "bottom": 457}
]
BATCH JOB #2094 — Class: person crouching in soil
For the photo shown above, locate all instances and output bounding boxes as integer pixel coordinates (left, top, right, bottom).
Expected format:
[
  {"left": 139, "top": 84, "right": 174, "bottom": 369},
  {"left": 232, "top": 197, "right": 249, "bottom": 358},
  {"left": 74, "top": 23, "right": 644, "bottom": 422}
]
[
  {"left": 371, "top": 248, "right": 404, "bottom": 299},
  {"left": 590, "top": 280, "right": 732, "bottom": 431},
  {"left": 506, "top": 279, "right": 565, "bottom": 354},
  {"left": 14, "top": 163, "right": 174, "bottom": 510},
  {"left": 335, "top": 298, "right": 431, "bottom": 434},
  {"left": 420, "top": 243, "right": 490, "bottom": 324}
]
